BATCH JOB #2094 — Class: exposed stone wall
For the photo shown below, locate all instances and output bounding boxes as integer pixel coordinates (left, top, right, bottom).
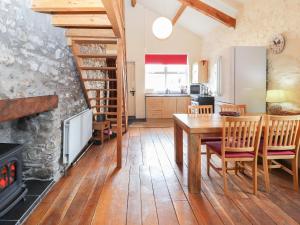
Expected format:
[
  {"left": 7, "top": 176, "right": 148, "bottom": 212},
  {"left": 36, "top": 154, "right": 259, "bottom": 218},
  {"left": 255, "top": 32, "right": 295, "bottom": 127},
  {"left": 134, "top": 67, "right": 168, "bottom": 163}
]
[
  {"left": 0, "top": 0, "right": 88, "bottom": 180},
  {"left": 201, "top": 0, "right": 300, "bottom": 111}
]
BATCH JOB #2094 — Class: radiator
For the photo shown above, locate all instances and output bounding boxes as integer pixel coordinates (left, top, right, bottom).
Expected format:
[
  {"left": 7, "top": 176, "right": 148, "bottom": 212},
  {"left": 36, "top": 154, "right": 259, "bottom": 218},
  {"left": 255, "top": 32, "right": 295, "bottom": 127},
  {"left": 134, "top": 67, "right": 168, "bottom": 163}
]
[{"left": 63, "top": 109, "right": 93, "bottom": 166}]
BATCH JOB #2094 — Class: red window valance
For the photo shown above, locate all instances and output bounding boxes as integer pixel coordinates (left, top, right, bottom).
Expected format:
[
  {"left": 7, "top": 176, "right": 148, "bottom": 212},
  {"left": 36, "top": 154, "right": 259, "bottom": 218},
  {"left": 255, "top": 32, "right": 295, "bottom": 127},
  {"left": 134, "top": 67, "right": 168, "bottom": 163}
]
[{"left": 145, "top": 54, "right": 187, "bottom": 65}]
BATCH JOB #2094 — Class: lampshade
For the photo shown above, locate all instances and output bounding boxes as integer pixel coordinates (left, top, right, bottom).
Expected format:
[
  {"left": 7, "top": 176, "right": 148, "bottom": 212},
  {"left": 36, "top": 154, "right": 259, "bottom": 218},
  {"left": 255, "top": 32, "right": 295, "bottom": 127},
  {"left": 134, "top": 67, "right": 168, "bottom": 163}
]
[
  {"left": 266, "top": 90, "right": 286, "bottom": 103},
  {"left": 152, "top": 17, "right": 173, "bottom": 40}
]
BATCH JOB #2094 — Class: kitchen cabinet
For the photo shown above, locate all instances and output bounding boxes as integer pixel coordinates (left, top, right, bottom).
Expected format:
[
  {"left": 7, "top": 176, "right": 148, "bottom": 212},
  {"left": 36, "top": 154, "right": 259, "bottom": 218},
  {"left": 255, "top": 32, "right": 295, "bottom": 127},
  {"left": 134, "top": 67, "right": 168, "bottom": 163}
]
[
  {"left": 192, "top": 60, "right": 208, "bottom": 83},
  {"left": 176, "top": 97, "right": 191, "bottom": 113},
  {"left": 146, "top": 96, "right": 190, "bottom": 118},
  {"left": 145, "top": 97, "right": 162, "bottom": 118},
  {"left": 162, "top": 97, "right": 177, "bottom": 118}
]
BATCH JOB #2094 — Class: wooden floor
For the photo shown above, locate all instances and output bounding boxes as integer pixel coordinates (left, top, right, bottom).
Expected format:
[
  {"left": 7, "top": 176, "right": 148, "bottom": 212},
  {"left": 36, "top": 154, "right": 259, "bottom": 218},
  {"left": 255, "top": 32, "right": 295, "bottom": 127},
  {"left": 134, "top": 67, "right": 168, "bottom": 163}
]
[{"left": 24, "top": 127, "right": 300, "bottom": 225}]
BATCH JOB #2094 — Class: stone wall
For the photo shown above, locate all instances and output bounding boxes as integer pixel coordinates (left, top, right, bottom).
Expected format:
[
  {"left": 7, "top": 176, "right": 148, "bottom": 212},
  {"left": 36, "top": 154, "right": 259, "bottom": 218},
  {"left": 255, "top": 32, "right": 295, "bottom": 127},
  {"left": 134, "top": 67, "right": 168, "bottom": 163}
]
[
  {"left": 0, "top": 0, "right": 87, "bottom": 180},
  {"left": 201, "top": 0, "right": 300, "bottom": 111}
]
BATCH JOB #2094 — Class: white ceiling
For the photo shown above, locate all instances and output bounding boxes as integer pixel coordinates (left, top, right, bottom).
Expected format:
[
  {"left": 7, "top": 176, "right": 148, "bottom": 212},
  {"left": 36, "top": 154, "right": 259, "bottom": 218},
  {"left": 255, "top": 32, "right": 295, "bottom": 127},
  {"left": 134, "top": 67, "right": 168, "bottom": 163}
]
[{"left": 136, "top": 0, "right": 247, "bottom": 36}]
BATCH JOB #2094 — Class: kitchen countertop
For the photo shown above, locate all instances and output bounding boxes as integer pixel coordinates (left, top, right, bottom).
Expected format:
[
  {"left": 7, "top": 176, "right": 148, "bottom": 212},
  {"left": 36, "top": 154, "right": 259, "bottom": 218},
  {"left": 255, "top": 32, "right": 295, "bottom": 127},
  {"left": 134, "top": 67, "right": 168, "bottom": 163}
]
[{"left": 145, "top": 93, "right": 190, "bottom": 97}]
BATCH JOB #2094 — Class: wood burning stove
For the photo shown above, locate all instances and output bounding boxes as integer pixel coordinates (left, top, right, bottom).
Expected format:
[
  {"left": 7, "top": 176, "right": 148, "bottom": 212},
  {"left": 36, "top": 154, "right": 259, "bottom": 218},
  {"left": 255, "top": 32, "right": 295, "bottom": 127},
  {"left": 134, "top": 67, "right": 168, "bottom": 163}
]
[{"left": 0, "top": 144, "right": 27, "bottom": 217}]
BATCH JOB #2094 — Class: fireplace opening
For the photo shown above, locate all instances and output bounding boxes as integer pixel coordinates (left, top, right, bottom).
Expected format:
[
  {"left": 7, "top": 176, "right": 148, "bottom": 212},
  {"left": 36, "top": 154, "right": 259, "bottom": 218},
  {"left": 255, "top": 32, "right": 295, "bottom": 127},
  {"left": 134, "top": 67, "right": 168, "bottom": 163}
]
[{"left": 0, "top": 144, "right": 27, "bottom": 217}]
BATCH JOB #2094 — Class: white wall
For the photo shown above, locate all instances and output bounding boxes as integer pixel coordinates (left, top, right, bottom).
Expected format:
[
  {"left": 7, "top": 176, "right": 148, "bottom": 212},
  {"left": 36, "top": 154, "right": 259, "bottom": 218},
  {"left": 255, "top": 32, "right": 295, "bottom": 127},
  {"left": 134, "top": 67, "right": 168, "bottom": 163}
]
[
  {"left": 125, "top": 1, "right": 202, "bottom": 118},
  {"left": 201, "top": 0, "right": 300, "bottom": 112}
]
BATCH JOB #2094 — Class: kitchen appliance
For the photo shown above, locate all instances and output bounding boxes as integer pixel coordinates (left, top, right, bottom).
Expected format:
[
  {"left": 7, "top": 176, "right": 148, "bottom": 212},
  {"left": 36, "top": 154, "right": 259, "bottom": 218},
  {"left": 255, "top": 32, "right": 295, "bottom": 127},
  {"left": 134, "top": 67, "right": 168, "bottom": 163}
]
[
  {"left": 190, "top": 95, "right": 215, "bottom": 113},
  {"left": 190, "top": 84, "right": 201, "bottom": 94},
  {"left": 190, "top": 84, "right": 209, "bottom": 95},
  {"left": 214, "top": 47, "right": 267, "bottom": 113}
]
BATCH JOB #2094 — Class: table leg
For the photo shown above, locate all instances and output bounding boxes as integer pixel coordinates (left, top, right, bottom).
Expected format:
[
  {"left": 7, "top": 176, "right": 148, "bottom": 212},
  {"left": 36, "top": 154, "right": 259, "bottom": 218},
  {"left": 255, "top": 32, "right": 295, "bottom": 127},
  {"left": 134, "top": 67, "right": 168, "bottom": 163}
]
[
  {"left": 101, "top": 129, "right": 104, "bottom": 146},
  {"left": 188, "top": 134, "right": 201, "bottom": 193},
  {"left": 174, "top": 122, "right": 183, "bottom": 163}
]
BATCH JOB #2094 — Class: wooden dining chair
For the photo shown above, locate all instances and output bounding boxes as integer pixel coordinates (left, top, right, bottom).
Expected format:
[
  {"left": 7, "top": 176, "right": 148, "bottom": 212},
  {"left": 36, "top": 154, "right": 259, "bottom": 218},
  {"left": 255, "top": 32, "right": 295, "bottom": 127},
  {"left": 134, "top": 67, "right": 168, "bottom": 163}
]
[
  {"left": 188, "top": 105, "right": 221, "bottom": 147},
  {"left": 188, "top": 105, "right": 213, "bottom": 115},
  {"left": 259, "top": 115, "right": 300, "bottom": 192},
  {"left": 206, "top": 116, "right": 263, "bottom": 194},
  {"left": 220, "top": 104, "right": 247, "bottom": 116}
]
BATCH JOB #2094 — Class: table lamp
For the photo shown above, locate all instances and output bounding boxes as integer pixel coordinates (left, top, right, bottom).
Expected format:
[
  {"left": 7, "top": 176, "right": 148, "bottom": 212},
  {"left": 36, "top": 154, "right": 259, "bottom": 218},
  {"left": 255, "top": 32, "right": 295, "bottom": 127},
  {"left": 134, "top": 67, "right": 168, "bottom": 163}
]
[{"left": 266, "top": 90, "right": 286, "bottom": 115}]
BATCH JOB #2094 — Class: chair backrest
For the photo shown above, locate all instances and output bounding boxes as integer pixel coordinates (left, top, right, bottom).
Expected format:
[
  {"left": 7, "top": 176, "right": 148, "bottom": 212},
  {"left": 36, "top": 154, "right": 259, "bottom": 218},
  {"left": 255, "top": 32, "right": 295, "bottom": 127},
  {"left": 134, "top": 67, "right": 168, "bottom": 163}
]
[
  {"left": 220, "top": 104, "right": 247, "bottom": 116},
  {"left": 262, "top": 115, "right": 300, "bottom": 153},
  {"left": 188, "top": 105, "right": 213, "bottom": 115},
  {"left": 222, "top": 116, "right": 263, "bottom": 155}
]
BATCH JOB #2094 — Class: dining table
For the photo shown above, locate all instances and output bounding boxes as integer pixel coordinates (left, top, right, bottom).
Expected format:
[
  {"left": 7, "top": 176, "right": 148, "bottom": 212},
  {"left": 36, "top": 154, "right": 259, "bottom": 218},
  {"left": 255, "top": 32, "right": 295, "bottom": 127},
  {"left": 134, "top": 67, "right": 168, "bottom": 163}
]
[{"left": 173, "top": 113, "right": 264, "bottom": 194}]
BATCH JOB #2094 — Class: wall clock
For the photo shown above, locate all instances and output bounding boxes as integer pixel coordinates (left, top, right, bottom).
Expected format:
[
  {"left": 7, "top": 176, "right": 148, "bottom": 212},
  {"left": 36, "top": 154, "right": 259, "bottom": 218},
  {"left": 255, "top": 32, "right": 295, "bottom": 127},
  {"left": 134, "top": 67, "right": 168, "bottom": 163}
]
[{"left": 269, "top": 34, "right": 285, "bottom": 54}]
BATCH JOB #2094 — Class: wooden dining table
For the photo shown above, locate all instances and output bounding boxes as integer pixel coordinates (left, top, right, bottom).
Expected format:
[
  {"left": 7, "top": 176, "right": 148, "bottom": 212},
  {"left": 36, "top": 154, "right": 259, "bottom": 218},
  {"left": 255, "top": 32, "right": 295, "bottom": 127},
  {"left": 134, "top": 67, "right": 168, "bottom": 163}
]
[{"left": 173, "top": 113, "right": 242, "bottom": 193}]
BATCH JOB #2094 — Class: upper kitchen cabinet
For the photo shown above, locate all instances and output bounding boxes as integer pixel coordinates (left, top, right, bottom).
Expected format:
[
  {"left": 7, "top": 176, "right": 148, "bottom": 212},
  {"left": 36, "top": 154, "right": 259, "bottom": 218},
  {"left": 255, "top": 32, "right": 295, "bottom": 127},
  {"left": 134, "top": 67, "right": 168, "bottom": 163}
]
[{"left": 192, "top": 60, "right": 209, "bottom": 83}]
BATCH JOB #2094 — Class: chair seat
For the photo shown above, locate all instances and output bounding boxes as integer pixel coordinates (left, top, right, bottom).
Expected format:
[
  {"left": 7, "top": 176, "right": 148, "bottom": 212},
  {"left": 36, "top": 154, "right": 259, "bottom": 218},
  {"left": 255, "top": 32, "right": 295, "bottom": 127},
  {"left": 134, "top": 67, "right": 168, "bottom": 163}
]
[
  {"left": 206, "top": 141, "right": 254, "bottom": 158},
  {"left": 259, "top": 141, "right": 296, "bottom": 156},
  {"left": 201, "top": 137, "right": 222, "bottom": 144}
]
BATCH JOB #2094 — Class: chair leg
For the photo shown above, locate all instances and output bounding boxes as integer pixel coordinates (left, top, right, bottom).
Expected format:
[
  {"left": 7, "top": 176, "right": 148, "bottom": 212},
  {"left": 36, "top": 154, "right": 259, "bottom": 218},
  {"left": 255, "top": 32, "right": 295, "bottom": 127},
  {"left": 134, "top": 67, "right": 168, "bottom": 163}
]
[
  {"left": 240, "top": 162, "right": 245, "bottom": 174},
  {"left": 263, "top": 157, "right": 270, "bottom": 192},
  {"left": 292, "top": 157, "right": 299, "bottom": 192},
  {"left": 235, "top": 162, "right": 238, "bottom": 175},
  {"left": 207, "top": 148, "right": 211, "bottom": 176},
  {"left": 252, "top": 160, "right": 258, "bottom": 195},
  {"left": 223, "top": 161, "right": 228, "bottom": 194}
]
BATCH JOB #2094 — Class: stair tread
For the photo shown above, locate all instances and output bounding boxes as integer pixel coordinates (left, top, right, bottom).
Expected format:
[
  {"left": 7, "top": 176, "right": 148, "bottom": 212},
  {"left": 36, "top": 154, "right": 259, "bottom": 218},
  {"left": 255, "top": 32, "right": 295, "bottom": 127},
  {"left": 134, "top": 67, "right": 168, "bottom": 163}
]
[
  {"left": 93, "top": 112, "right": 118, "bottom": 115},
  {"left": 76, "top": 54, "right": 117, "bottom": 58},
  {"left": 88, "top": 97, "right": 117, "bottom": 100},
  {"left": 86, "top": 89, "right": 117, "bottom": 91},
  {"left": 74, "top": 39, "right": 118, "bottom": 45},
  {"left": 79, "top": 66, "right": 117, "bottom": 70},
  {"left": 83, "top": 78, "right": 117, "bottom": 81},
  {"left": 91, "top": 105, "right": 118, "bottom": 108}
]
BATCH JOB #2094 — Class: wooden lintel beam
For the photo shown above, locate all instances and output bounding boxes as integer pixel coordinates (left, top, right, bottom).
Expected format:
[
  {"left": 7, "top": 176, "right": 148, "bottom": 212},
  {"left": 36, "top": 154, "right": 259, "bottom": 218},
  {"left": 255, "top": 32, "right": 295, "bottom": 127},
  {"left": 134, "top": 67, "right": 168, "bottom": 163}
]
[
  {"left": 0, "top": 95, "right": 58, "bottom": 123},
  {"left": 66, "top": 29, "right": 116, "bottom": 38},
  {"left": 172, "top": 3, "right": 187, "bottom": 25},
  {"left": 52, "top": 14, "right": 112, "bottom": 28},
  {"left": 179, "top": 0, "right": 236, "bottom": 28},
  {"left": 131, "top": 0, "right": 137, "bottom": 7},
  {"left": 31, "top": 0, "right": 106, "bottom": 13}
]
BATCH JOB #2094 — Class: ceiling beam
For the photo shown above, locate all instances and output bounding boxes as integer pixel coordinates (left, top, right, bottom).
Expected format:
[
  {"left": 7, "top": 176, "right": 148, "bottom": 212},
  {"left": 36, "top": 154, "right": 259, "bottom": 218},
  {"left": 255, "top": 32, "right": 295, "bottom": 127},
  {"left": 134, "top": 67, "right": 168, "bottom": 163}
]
[
  {"left": 52, "top": 14, "right": 112, "bottom": 28},
  {"left": 31, "top": 0, "right": 106, "bottom": 13},
  {"left": 172, "top": 3, "right": 187, "bottom": 25},
  {"left": 179, "top": 0, "right": 236, "bottom": 28},
  {"left": 131, "top": 0, "right": 137, "bottom": 7},
  {"left": 66, "top": 29, "right": 116, "bottom": 38}
]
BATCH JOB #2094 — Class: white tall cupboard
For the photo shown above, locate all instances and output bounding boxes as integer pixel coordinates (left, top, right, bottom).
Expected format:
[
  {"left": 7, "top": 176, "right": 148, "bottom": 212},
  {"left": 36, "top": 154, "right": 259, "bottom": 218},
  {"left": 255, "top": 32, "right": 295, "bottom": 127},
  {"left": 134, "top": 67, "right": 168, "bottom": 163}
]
[{"left": 214, "top": 46, "right": 267, "bottom": 113}]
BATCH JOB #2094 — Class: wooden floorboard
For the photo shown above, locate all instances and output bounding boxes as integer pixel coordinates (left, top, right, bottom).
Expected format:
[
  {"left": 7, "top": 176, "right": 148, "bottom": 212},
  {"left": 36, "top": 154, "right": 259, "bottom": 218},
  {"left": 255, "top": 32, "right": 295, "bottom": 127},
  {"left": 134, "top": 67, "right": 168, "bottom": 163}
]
[{"left": 25, "top": 126, "right": 300, "bottom": 225}]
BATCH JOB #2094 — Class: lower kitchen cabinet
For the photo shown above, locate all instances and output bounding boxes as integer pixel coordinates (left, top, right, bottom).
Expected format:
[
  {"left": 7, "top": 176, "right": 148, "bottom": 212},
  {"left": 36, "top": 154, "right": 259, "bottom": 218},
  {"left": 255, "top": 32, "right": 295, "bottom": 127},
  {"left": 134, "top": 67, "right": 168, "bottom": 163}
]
[
  {"left": 162, "top": 97, "right": 177, "bottom": 118},
  {"left": 146, "top": 96, "right": 190, "bottom": 119},
  {"left": 176, "top": 97, "right": 191, "bottom": 113}
]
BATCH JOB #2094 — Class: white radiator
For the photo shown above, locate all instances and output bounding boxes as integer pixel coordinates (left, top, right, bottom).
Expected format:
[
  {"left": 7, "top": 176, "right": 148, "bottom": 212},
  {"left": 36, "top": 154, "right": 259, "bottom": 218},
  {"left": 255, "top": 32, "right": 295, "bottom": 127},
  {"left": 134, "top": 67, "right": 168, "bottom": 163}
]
[{"left": 63, "top": 109, "right": 93, "bottom": 166}]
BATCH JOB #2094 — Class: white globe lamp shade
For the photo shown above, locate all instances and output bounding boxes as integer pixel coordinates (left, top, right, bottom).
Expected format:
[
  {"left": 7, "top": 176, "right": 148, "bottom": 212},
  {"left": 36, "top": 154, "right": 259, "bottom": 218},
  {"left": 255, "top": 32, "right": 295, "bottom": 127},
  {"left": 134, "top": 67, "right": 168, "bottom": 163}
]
[{"left": 152, "top": 17, "right": 173, "bottom": 40}]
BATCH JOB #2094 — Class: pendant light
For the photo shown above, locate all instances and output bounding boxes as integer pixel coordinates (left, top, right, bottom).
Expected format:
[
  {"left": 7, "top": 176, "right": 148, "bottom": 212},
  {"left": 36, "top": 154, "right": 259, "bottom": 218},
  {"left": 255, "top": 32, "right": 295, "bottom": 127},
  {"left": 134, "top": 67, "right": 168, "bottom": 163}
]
[{"left": 152, "top": 17, "right": 173, "bottom": 40}]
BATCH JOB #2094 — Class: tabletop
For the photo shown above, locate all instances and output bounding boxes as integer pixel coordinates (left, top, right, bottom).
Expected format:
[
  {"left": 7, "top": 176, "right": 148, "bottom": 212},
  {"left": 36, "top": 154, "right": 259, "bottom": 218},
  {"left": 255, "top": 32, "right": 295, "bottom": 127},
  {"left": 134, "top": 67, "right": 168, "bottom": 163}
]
[{"left": 173, "top": 113, "right": 263, "bottom": 134}]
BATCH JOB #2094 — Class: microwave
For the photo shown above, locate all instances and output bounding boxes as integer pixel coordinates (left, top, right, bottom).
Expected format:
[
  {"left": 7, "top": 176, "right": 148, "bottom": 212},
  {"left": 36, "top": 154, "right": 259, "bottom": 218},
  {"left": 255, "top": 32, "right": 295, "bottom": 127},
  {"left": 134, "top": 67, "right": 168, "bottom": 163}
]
[{"left": 190, "top": 84, "right": 201, "bottom": 94}]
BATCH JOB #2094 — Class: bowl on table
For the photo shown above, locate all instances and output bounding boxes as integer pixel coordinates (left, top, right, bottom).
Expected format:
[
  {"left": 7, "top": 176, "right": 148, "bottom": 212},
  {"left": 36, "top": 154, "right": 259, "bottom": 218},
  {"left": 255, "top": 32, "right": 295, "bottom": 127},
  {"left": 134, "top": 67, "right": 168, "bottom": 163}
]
[{"left": 219, "top": 111, "right": 240, "bottom": 117}]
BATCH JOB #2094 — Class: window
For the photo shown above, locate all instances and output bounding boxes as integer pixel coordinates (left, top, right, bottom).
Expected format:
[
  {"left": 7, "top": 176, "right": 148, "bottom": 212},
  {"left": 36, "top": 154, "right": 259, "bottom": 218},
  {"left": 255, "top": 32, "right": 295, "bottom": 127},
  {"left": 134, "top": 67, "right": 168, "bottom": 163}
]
[{"left": 145, "top": 54, "right": 188, "bottom": 93}]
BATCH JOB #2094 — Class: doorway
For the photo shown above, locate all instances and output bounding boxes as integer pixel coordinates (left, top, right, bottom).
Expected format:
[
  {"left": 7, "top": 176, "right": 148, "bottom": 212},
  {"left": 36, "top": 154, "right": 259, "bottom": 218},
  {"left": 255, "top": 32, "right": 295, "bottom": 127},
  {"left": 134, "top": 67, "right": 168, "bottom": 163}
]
[{"left": 127, "top": 62, "right": 136, "bottom": 117}]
